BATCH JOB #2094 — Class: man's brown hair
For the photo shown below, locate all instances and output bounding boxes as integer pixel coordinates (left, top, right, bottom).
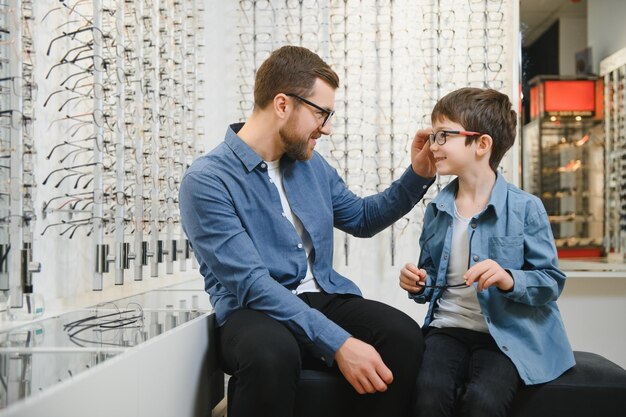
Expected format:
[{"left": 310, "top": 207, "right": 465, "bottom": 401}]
[
  {"left": 431, "top": 87, "right": 517, "bottom": 172},
  {"left": 254, "top": 45, "right": 339, "bottom": 109}
]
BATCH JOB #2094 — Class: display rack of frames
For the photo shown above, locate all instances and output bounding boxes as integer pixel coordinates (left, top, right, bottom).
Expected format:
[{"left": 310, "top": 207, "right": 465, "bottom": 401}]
[
  {"left": 234, "top": 0, "right": 516, "bottom": 266},
  {"left": 0, "top": 0, "right": 39, "bottom": 320},
  {"left": 601, "top": 48, "right": 626, "bottom": 259},
  {"left": 521, "top": 76, "right": 604, "bottom": 257},
  {"left": 0, "top": 0, "right": 206, "bottom": 319}
]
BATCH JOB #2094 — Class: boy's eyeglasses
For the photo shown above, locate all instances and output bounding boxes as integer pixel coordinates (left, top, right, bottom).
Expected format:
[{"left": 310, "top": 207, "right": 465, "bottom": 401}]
[
  {"left": 428, "top": 130, "right": 482, "bottom": 146},
  {"left": 286, "top": 93, "right": 335, "bottom": 128}
]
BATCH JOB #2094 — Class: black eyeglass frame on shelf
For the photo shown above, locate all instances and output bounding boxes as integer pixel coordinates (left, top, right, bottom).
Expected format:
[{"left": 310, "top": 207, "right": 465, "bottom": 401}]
[
  {"left": 285, "top": 93, "right": 335, "bottom": 128},
  {"left": 428, "top": 130, "right": 483, "bottom": 146}
]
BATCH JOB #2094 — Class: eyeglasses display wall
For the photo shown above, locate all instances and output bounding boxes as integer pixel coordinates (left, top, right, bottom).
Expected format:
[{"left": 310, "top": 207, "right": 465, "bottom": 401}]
[
  {"left": 233, "top": 0, "right": 517, "bottom": 266},
  {"left": 0, "top": 0, "right": 206, "bottom": 313},
  {"left": 0, "top": 0, "right": 39, "bottom": 318},
  {"left": 601, "top": 49, "right": 626, "bottom": 259}
]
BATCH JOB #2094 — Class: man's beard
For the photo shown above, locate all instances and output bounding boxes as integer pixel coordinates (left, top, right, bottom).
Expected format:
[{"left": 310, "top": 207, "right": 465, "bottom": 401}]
[{"left": 279, "top": 117, "right": 314, "bottom": 161}]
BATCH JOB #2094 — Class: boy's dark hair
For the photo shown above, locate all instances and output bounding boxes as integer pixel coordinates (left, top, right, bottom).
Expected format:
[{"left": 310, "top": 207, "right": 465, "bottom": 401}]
[
  {"left": 431, "top": 87, "right": 517, "bottom": 172},
  {"left": 254, "top": 45, "right": 340, "bottom": 109}
]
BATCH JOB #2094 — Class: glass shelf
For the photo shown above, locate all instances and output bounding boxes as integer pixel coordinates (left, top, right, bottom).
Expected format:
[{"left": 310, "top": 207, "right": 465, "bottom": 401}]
[
  {"left": 0, "top": 349, "right": 123, "bottom": 410},
  {"left": 0, "top": 305, "right": 205, "bottom": 351},
  {"left": 0, "top": 283, "right": 213, "bottom": 411}
]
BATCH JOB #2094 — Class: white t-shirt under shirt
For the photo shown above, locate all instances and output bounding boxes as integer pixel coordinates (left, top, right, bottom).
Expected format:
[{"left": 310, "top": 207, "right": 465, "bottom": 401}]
[
  {"left": 429, "top": 203, "right": 489, "bottom": 332},
  {"left": 266, "top": 160, "right": 321, "bottom": 294}
]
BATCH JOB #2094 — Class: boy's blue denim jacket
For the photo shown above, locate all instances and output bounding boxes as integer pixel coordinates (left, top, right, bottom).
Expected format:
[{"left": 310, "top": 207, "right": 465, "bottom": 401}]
[{"left": 411, "top": 173, "right": 575, "bottom": 384}]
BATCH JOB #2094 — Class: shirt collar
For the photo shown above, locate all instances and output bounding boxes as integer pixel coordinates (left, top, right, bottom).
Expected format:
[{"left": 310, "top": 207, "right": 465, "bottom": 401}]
[
  {"left": 488, "top": 171, "right": 508, "bottom": 218},
  {"left": 225, "top": 123, "right": 265, "bottom": 172},
  {"left": 432, "top": 171, "right": 507, "bottom": 219}
]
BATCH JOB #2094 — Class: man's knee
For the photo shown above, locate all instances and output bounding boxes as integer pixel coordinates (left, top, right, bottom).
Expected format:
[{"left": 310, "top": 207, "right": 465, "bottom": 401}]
[
  {"left": 378, "top": 309, "right": 424, "bottom": 362},
  {"left": 220, "top": 310, "right": 302, "bottom": 384},
  {"left": 236, "top": 328, "right": 302, "bottom": 383},
  {"left": 250, "top": 339, "right": 300, "bottom": 372}
]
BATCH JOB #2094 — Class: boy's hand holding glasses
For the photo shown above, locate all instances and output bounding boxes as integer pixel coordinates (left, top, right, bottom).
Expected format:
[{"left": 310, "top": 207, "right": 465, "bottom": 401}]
[{"left": 399, "top": 259, "right": 514, "bottom": 293}]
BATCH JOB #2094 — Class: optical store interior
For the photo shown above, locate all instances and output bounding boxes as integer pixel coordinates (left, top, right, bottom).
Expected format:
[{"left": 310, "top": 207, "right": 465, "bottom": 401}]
[{"left": 0, "top": 0, "right": 625, "bottom": 416}]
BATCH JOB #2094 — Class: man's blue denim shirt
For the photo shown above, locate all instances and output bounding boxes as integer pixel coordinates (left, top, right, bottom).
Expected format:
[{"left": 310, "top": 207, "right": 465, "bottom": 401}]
[
  {"left": 412, "top": 173, "right": 575, "bottom": 384},
  {"left": 179, "top": 123, "right": 433, "bottom": 363}
]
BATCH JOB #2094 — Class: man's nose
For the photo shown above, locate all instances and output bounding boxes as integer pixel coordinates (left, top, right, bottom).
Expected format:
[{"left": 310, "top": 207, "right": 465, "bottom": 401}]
[{"left": 319, "top": 120, "right": 332, "bottom": 135}]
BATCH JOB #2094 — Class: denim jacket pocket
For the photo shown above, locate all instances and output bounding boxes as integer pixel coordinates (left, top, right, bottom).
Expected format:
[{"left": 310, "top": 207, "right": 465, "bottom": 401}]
[{"left": 488, "top": 235, "right": 524, "bottom": 268}]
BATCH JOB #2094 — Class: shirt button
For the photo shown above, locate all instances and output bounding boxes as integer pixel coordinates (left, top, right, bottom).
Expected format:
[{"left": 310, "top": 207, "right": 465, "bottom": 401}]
[
  {"left": 281, "top": 212, "right": 286, "bottom": 217},
  {"left": 422, "top": 185, "right": 428, "bottom": 189},
  {"left": 473, "top": 255, "right": 479, "bottom": 262},
  {"left": 443, "top": 254, "right": 448, "bottom": 260},
  {"left": 486, "top": 317, "right": 491, "bottom": 323},
  {"left": 291, "top": 289, "right": 297, "bottom": 294},
  {"left": 269, "top": 178, "right": 274, "bottom": 183},
  {"left": 321, "top": 357, "right": 326, "bottom": 362},
  {"left": 470, "top": 223, "right": 477, "bottom": 229},
  {"left": 297, "top": 243, "right": 303, "bottom": 249},
  {"left": 261, "top": 163, "right": 266, "bottom": 169},
  {"left": 502, "top": 345, "right": 509, "bottom": 352}
]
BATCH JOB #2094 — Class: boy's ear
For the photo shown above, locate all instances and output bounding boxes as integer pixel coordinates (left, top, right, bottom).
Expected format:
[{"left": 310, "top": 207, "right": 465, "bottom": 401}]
[{"left": 476, "top": 134, "right": 493, "bottom": 157}]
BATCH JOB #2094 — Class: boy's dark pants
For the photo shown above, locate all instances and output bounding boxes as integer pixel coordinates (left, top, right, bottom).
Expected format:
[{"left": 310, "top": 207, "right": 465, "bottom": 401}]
[{"left": 414, "top": 327, "right": 521, "bottom": 417}]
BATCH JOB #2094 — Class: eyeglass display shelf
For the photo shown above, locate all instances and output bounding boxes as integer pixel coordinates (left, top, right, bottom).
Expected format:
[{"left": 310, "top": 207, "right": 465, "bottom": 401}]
[
  {"left": 560, "top": 258, "right": 626, "bottom": 278},
  {"left": 0, "top": 279, "right": 213, "bottom": 414},
  {"left": 0, "top": 350, "right": 123, "bottom": 411}
]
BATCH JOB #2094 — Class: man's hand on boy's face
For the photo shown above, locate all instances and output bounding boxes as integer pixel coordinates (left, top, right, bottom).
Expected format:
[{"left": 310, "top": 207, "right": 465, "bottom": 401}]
[
  {"left": 464, "top": 259, "right": 515, "bottom": 292},
  {"left": 399, "top": 263, "right": 427, "bottom": 293},
  {"left": 410, "top": 129, "right": 437, "bottom": 179}
]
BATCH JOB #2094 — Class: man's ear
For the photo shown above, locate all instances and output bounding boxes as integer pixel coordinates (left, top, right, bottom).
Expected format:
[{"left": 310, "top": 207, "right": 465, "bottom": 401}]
[
  {"left": 476, "top": 134, "right": 493, "bottom": 157},
  {"left": 273, "top": 93, "right": 290, "bottom": 121}
]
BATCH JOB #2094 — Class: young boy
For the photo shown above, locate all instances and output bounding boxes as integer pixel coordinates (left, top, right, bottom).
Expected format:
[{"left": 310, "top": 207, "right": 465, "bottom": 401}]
[{"left": 399, "top": 87, "right": 575, "bottom": 417}]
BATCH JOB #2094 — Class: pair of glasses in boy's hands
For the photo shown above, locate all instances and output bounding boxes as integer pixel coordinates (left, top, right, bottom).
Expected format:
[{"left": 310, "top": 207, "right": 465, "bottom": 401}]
[{"left": 415, "top": 281, "right": 468, "bottom": 289}]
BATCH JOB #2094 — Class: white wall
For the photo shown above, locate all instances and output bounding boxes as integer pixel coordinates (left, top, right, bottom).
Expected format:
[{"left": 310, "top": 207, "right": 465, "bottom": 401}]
[
  {"left": 203, "top": 1, "right": 239, "bottom": 150},
  {"left": 588, "top": 0, "right": 626, "bottom": 73},
  {"left": 558, "top": 278, "right": 626, "bottom": 370},
  {"left": 559, "top": 17, "right": 587, "bottom": 75}
]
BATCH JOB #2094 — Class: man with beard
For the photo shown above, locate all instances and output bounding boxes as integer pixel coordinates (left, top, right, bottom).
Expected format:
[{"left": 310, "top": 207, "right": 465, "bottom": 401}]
[{"left": 179, "top": 45, "right": 436, "bottom": 417}]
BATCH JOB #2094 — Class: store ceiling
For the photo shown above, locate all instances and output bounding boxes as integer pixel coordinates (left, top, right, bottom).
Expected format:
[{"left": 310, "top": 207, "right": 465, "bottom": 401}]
[{"left": 520, "top": 0, "right": 587, "bottom": 47}]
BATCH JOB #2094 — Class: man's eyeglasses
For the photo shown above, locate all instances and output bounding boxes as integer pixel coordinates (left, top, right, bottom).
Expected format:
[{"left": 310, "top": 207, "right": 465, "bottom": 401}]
[
  {"left": 286, "top": 93, "right": 335, "bottom": 128},
  {"left": 428, "top": 130, "right": 482, "bottom": 146}
]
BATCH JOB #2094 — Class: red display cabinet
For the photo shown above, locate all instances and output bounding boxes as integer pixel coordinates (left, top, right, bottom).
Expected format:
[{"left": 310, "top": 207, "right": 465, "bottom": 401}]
[{"left": 522, "top": 76, "right": 604, "bottom": 258}]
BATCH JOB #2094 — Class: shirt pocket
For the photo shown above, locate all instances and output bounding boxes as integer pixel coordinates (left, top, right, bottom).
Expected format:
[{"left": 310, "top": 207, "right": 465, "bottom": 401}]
[{"left": 488, "top": 235, "right": 524, "bottom": 269}]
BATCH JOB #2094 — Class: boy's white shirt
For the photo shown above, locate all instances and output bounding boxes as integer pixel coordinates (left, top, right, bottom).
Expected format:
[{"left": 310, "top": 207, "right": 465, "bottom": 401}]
[{"left": 429, "top": 203, "right": 489, "bottom": 332}]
